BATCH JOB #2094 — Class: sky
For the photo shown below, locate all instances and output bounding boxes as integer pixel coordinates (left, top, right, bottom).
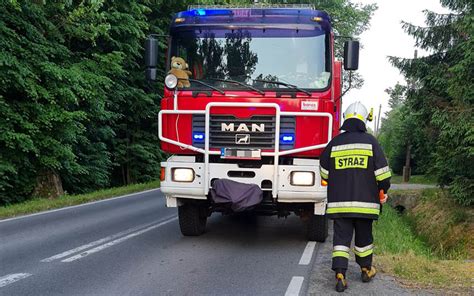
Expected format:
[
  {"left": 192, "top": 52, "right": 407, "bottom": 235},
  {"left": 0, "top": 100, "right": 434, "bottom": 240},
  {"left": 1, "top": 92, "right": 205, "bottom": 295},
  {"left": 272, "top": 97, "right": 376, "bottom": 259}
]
[{"left": 344, "top": 0, "right": 449, "bottom": 130}]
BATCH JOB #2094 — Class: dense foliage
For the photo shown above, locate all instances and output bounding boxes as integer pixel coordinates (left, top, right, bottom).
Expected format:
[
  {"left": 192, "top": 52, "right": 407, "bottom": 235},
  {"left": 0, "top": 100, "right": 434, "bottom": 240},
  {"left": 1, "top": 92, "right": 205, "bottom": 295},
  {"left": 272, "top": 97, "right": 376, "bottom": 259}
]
[
  {"left": 380, "top": 0, "right": 473, "bottom": 205},
  {"left": 0, "top": 0, "right": 165, "bottom": 204},
  {"left": 0, "top": 0, "right": 375, "bottom": 206}
]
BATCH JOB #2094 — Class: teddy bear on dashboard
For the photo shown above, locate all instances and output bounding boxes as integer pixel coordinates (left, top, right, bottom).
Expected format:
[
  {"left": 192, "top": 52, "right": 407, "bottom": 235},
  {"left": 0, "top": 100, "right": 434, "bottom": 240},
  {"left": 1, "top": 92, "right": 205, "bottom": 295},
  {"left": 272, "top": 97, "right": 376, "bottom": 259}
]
[{"left": 168, "top": 56, "right": 192, "bottom": 88}]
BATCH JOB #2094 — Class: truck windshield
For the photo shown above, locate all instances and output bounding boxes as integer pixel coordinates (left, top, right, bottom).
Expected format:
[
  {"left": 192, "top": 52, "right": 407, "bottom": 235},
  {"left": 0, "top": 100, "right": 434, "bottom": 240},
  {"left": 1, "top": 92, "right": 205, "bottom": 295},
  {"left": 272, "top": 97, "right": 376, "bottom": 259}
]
[{"left": 170, "top": 28, "right": 330, "bottom": 91}]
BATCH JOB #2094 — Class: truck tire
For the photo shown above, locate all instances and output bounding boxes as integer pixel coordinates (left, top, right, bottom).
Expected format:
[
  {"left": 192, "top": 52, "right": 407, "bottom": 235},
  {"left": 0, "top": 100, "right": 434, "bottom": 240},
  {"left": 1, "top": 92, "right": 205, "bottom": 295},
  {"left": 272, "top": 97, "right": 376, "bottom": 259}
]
[
  {"left": 178, "top": 203, "right": 207, "bottom": 236},
  {"left": 307, "top": 214, "right": 328, "bottom": 242}
]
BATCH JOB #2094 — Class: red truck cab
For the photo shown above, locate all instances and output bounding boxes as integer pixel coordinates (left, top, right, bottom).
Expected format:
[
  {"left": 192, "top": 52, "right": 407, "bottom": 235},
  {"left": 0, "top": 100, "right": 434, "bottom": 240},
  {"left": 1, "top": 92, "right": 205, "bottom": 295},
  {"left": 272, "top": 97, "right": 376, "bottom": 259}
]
[{"left": 145, "top": 4, "right": 359, "bottom": 241}]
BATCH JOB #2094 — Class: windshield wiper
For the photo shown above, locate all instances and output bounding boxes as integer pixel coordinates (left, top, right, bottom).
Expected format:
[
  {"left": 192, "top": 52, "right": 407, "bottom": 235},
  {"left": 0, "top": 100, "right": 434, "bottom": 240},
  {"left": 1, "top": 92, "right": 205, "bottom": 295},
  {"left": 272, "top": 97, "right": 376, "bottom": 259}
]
[
  {"left": 187, "top": 78, "right": 225, "bottom": 95},
  {"left": 207, "top": 78, "right": 265, "bottom": 95},
  {"left": 253, "top": 79, "right": 312, "bottom": 97}
]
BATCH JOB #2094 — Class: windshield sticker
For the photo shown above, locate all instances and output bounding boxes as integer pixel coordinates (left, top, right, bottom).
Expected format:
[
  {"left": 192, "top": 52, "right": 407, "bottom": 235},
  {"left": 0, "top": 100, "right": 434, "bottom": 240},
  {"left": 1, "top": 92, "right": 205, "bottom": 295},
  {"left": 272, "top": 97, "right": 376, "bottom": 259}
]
[
  {"left": 301, "top": 101, "right": 318, "bottom": 110},
  {"left": 234, "top": 9, "right": 251, "bottom": 17}
]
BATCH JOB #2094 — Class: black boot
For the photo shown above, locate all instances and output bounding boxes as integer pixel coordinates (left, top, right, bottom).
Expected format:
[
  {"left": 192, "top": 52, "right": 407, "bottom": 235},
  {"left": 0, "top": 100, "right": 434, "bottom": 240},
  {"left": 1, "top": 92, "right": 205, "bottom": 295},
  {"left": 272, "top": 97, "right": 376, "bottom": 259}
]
[
  {"left": 335, "top": 273, "right": 348, "bottom": 292},
  {"left": 361, "top": 266, "right": 377, "bottom": 282}
]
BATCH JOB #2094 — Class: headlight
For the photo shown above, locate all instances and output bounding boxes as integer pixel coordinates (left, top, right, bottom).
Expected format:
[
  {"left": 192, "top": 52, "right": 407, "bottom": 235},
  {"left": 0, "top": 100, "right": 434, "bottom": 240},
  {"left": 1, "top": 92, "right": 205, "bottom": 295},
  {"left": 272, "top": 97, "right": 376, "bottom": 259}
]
[
  {"left": 165, "top": 74, "right": 178, "bottom": 89},
  {"left": 172, "top": 168, "right": 195, "bottom": 182},
  {"left": 290, "top": 171, "right": 315, "bottom": 186}
]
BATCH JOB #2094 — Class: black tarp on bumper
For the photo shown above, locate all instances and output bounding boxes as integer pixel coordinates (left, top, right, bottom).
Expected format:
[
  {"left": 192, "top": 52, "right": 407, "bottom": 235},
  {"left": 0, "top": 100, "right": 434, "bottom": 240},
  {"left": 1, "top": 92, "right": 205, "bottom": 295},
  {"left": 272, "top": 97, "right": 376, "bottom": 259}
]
[{"left": 210, "top": 179, "right": 263, "bottom": 212}]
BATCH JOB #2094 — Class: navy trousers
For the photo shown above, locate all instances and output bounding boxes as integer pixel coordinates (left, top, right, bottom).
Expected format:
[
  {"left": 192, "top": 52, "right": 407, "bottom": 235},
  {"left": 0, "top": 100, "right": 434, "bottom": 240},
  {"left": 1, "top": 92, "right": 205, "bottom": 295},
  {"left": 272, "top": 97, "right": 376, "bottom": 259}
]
[{"left": 332, "top": 218, "right": 374, "bottom": 272}]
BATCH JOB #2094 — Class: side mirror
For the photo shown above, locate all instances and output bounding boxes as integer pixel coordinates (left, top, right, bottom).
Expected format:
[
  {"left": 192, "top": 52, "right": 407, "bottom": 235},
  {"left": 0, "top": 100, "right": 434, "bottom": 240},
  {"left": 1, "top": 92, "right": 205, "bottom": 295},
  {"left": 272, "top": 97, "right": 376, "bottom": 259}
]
[
  {"left": 145, "top": 36, "right": 159, "bottom": 80},
  {"left": 145, "top": 37, "right": 158, "bottom": 67},
  {"left": 343, "top": 40, "right": 359, "bottom": 71},
  {"left": 146, "top": 68, "right": 158, "bottom": 81}
]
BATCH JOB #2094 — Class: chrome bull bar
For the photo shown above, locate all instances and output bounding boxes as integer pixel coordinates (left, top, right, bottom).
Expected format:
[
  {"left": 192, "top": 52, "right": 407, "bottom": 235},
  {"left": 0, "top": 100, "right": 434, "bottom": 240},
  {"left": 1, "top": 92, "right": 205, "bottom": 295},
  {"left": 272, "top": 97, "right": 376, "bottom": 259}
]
[{"left": 158, "top": 102, "right": 333, "bottom": 198}]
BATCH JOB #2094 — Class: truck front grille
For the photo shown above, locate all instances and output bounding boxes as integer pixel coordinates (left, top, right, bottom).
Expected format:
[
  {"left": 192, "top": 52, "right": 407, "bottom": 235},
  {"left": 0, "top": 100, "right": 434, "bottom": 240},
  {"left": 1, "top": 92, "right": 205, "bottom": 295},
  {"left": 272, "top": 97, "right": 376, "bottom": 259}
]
[{"left": 192, "top": 114, "right": 295, "bottom": 150}]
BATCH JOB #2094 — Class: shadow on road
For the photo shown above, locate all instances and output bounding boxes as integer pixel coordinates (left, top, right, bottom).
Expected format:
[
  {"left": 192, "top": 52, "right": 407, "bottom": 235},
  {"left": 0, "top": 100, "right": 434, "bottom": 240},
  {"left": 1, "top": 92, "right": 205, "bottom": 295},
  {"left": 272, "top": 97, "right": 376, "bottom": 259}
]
[{"left": 200, "top": 213, "right": 307, "bottom": 244}]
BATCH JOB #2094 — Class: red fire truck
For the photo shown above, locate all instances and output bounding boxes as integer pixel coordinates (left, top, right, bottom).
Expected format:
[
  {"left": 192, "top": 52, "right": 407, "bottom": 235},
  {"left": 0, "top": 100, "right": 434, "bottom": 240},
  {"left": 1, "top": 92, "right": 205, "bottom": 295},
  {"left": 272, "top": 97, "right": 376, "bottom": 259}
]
[{"left": 145, "top": 4, "right": 359, "bottom": 241}]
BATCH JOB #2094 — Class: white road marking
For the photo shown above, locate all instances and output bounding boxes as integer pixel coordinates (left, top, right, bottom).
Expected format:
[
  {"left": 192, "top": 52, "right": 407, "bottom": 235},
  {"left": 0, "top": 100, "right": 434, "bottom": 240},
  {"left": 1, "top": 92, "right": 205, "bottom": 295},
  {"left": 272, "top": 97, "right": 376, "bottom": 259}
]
[
  {"left": 298, "top": 242, "right": 316, "bottom": 265},
  {"left": 285, "top": 276, "right": 304, "bottom": 296},
  {"left": 0, "top": 188, "right": 161, "bottom": 224},
  {"left": 0, "top": 273, "right": 32, "bottom": 288},
  {"left": 62, "top": 216, "right": 178, "bottom": 262},
  {"left": 41, "top": 217, "right": 173, "bottom": 262}
]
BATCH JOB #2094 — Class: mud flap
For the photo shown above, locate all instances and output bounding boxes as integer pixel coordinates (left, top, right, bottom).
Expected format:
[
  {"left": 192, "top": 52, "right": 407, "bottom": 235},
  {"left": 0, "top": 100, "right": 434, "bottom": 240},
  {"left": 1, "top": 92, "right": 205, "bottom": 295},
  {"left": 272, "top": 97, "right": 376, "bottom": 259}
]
[{"left": 314, "top": 201, "right": 327, "bottom": 215}]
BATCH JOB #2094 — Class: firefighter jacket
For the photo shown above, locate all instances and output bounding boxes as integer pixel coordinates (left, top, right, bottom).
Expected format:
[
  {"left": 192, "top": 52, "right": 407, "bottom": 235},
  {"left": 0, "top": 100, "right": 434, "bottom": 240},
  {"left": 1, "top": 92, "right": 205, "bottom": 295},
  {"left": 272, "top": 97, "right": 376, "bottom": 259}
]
[{"left": 319, "top": 118, "right": 391, "bottom": 220}]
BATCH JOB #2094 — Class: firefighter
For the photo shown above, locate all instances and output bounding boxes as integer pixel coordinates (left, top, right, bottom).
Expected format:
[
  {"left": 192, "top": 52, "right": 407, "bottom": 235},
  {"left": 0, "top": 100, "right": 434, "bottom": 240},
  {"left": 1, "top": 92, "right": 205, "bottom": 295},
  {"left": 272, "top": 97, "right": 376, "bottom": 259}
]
[{"left": 319, "top": 101, "right": 391, "bottom": 292}]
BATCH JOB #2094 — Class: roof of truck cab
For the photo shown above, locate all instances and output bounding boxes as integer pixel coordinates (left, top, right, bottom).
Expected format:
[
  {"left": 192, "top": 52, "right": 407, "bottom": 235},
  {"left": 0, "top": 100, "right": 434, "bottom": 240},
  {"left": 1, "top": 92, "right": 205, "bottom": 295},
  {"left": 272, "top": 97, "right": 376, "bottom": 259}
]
[{"left": 171, "top": 6, "right": 331, "bottom": 30}]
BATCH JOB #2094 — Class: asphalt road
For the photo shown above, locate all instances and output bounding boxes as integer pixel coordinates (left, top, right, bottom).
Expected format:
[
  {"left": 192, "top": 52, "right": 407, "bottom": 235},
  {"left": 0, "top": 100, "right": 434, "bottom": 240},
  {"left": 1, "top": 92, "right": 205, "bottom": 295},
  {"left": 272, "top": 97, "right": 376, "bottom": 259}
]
[
  {"left": 0, "top": 189, "right": 427, "bottom": 295},
  {"left": 390, "top": 184, "right": 437, "bottom": 190}
]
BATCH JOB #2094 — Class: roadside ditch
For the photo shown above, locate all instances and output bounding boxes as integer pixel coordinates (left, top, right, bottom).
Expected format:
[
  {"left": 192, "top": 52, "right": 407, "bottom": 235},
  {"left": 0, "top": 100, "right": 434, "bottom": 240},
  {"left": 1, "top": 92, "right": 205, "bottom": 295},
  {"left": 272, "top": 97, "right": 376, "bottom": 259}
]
[{"left": 374, "top": 188, "right": 473, "bottom": 293}]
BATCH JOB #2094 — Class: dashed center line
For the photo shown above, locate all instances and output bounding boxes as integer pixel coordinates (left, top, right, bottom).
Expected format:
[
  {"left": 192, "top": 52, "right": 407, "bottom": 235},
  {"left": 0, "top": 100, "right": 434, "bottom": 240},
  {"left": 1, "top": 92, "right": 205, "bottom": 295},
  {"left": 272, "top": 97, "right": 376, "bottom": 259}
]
[
  {"left": 0, "top": 273, "right": 32, "bottom": 288},
  {"left": 298, "top": 241, "right": 316, "bottom": 265},
  {"left": 62, "top": 216, "right": 178, "bottom": 262},
  {"left": 285, "top": 276, "right": 304, "bottom": 296},
  {"left": 41, "top": 218, "right": 172, "bottom": 262},
  {"left": 2, "top": 214, "right": 176, "bottom": 290}
]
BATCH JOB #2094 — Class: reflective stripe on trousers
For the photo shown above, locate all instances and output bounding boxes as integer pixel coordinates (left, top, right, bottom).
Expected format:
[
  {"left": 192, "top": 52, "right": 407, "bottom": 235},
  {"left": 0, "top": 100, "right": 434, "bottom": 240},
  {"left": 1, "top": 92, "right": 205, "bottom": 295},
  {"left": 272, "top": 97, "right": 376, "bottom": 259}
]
[
  {"left": 332, "top": 245, "right": 350, "bottom": 258},
  {"left": 354, "top": 244, "right": 374, "bottom": 257}
]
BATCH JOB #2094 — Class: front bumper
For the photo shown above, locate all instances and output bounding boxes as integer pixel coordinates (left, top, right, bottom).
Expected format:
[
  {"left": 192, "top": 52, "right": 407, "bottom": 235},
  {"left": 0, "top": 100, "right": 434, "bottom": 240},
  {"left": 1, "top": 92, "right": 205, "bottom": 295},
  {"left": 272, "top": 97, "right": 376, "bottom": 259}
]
[{"left": 160, "top": 156, "right": 327, "bottom": 203}]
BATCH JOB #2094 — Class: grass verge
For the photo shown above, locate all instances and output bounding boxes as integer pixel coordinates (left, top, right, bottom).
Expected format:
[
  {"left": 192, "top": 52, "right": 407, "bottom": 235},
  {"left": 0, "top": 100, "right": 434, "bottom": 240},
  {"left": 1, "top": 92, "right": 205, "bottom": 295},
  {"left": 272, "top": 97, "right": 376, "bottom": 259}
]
[
  {"left": 407, "top": 189, "right": 473, "bottom": 259},
  {"left": 0, "top": 180, "right": 160, "bottom": 220},
  {"left": 391, "top": 174, "right": 436, "bottom": 185},
  {"left": 374, "top": 200, "right": 473, "bottom": 292},
  {"left": 377, "top": 253, "right": 473, "bottom": 291}
]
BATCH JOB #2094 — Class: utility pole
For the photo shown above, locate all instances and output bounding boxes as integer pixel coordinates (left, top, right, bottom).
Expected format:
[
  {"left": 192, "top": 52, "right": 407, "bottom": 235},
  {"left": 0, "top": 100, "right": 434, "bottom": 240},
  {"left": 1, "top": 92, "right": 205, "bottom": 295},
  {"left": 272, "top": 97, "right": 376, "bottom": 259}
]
[
  {"left": 402, "top": 50, "right": 417, "bottom": 182},
  {"left": 373, "top": 115, "right": 377, "bottom": 135},
  {"left": 375, "top": 104, "right": 382, "bottom": 138}
]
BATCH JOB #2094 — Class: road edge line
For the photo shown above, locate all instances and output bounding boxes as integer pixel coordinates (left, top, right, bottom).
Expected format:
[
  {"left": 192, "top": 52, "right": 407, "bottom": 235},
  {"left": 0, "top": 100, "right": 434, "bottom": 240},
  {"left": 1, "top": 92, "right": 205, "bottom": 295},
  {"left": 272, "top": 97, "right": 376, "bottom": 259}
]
[
  {"left": 285, "top": 276, "right": 304, "bottom": 296},
  {"left": 298, "top": 241, "right": 317, "bottom": 265},
  {"left": 0, "top": 188, "right": 161, "bottom": 224}
]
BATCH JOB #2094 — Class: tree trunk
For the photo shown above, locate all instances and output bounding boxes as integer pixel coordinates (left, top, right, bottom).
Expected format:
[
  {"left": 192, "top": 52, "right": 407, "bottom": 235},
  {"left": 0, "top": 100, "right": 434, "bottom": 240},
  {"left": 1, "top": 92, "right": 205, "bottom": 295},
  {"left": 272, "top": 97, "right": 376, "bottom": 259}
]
[
  {"left": 403, "top": 143, "right": 412, "bottom": 182},
  {"left": 126, "top": 164, "right": 131, "bottom": 185},
  {"left": 33, "top": 170, "right": 64, "bottom": 199}
]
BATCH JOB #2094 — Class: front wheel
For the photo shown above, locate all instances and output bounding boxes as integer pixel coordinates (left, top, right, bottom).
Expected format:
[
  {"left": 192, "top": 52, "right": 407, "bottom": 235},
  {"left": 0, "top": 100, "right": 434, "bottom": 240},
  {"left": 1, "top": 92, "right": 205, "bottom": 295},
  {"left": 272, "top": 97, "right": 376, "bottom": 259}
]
[
  {"left": 178, "top": 203, "right": 207, "bottom": 236},
  {"left": 306, "top": 214, "right": 328, "bottom": 242}
]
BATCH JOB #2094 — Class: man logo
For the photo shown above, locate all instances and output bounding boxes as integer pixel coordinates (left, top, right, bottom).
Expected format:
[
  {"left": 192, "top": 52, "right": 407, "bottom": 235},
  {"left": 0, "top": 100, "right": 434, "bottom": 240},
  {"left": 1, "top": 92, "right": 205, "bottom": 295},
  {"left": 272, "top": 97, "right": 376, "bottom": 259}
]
[
  {"left": 221, "top": 123, "right": 265, "bottom": 132},
  {"left": 235, "top": 134, "right": 250, "bottom": 144}
]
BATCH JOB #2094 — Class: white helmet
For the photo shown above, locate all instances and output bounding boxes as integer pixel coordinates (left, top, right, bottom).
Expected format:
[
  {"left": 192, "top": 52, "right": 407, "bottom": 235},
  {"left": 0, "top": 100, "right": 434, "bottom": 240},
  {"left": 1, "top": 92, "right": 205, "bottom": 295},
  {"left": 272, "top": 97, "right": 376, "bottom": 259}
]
[{"left": 343, "top": 101, "right": 372, "bottom": 124}]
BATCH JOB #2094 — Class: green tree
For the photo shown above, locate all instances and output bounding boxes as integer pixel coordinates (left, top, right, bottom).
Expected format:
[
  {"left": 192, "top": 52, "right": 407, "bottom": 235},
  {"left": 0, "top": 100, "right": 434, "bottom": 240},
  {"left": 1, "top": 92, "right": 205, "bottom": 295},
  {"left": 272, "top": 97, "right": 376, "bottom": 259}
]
[
  {"left": 93, "top": 1, "right": 163, "bottom": 186},
  {"left": 385, "top": 83, "right": 406, "bottom": 109},
  {"left": 378, "top": 84, "right": 407, "bottom": 173},
  {"left": 379, "top": 85, "right": 433, "bottom": 175},
  {"left": 0, "top": 1, "right": 120, "bottom": 203},
  {"left": 388, "top": 0, "right": 473, "bottom": 205}
]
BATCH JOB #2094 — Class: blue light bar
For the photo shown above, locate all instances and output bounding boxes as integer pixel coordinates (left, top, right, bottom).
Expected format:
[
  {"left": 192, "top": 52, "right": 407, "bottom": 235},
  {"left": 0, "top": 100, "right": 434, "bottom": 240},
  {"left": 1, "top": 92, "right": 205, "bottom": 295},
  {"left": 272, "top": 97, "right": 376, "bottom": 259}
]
[
  {"left": 173, "top": 7, "right": 332, "bottom": 30},
  {"left": 281, "top": 134, "right": 295, "bottom": 144},
  {"left": 193, "top": 132, "right": 205, "bottom": 142},
  {"left": 180, "top": 9, "right": 234, "bottom": 17}
]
